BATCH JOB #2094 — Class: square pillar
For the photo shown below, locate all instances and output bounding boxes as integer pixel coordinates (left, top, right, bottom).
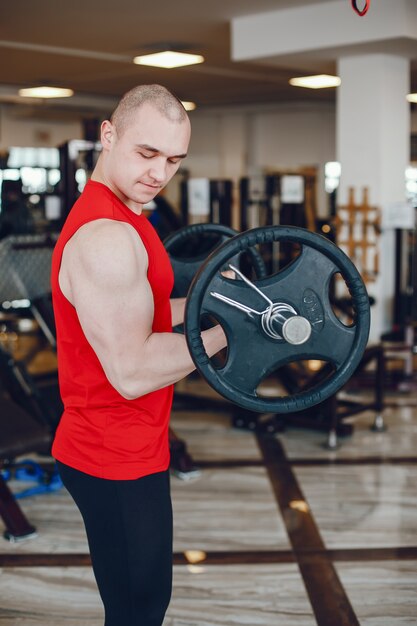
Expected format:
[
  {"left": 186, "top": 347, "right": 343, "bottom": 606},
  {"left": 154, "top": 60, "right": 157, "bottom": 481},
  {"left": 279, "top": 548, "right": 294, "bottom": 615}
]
[{"left": 336, "top": 54, "right": 410, "bottom": 340}]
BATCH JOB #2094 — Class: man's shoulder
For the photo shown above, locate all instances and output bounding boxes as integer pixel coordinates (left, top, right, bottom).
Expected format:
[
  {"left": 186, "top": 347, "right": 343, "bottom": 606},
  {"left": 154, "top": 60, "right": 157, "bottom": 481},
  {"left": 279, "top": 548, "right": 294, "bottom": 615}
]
[
  {"left": 67, "top": 219, "right": 148, "bottom": 280},
  {"left": 76, "top": 218, "right": 134, "bottom": 240},
  {"left": 65, "top": 180, "right": 117, "bottom": 226}
]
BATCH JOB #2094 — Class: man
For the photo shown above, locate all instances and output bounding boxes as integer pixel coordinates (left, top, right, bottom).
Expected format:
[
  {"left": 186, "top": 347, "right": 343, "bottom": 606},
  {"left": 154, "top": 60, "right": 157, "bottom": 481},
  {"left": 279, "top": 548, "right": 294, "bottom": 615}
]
[
  {"left": 142, "top": 196, "right": 201, "bottom": 480},
  {"left": 51, "top": 84, "right": 226, "bottom": 626}
]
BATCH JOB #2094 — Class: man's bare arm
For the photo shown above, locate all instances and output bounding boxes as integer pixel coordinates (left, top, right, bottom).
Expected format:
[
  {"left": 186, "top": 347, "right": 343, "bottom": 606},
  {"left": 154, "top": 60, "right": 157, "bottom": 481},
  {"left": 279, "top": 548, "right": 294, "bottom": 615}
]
[
  {"left": 170, "top": 298, "right": 186, "bottom": 327},
  {"left": 60, "top": 220, "right": 226, "bottom": 399}
]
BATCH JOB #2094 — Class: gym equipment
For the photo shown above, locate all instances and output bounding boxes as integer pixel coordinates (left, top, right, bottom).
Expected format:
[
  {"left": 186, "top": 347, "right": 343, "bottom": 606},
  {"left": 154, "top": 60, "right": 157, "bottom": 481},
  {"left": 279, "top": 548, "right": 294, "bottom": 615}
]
[
  {"left": 180, "top": 178, "right": 233, "bottom": 226},
  {"left": 240, "top": 171, "right": 318, "bottom": 275},
  {"left": 169, "top": 434, "right": 201, "bottom": 481},
  {"left": 231, "top": 343, "right": 386, "bottom": 449},
  {"left": 0, "top": 234, "right": 57, "bottom": 304},
  {"left": 165, "top": 222, "right": 268, "bottom": 463},
  {"left": 0, "top": 342, "right": 62, "bottom": 434},
  {"left": 1, "top": 459, "right": 62, "bottom": 500},
  {"left": 0, "top": 246, "right": 60, "bottom": 455},
  {"left": 164, "top": 223, "right": 267, "bottom": 298},
  {"left": 382, "top": 209, "right": 417, "bottom": 391},
  {"left": 145, "top": 195, "right": 183, "bottom": 241},
  {"left": 240, "top": 171, "right": 317, "bottom": 233},
  {"left": 58, "top": 139, "right": 101, "bottom": 225},
  {"left": 335, "top": 188, "right": 380, "bottom": 285},
  {"left": 240, "top": 175, "right": 279, "bottom": 232},
  {"left": 185, "top": 225, "right": 370, "bottom": 414},
  {"left": 0, "top": 394, "right": 51, "bottom": 541}
]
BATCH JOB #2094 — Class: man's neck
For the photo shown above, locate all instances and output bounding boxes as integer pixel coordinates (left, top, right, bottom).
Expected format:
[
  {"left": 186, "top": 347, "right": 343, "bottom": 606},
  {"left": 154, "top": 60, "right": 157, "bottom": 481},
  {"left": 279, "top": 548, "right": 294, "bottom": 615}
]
[{"left": 90, "top": 159, "right": 143, "bottom": 215}]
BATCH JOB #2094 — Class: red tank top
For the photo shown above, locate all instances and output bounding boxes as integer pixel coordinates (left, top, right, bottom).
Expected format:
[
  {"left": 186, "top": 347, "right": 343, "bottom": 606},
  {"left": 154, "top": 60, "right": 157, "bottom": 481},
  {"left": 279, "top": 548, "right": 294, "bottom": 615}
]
[{"left": 51, "top": 180, "right": 174, "bottom": 479}]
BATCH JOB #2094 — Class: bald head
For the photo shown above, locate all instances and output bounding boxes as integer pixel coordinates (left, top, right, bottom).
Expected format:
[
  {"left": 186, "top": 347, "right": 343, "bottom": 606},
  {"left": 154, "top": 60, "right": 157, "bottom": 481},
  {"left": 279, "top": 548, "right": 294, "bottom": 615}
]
[{"left": 111, "top": 84, "right": 188, "bottom": 136}]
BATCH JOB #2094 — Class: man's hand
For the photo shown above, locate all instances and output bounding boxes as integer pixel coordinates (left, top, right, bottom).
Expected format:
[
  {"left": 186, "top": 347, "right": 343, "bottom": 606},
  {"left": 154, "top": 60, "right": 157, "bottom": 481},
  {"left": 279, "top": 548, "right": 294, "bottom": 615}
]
[{"left": 221, "top": 269, "right": 236, "bottom": 280}]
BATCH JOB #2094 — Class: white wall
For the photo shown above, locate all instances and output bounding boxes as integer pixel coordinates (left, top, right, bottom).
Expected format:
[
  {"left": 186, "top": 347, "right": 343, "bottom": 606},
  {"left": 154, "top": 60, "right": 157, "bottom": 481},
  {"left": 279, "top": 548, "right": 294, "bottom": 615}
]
[
  {"left": 0, "top": 106, "right": 82, "bottom": 149},
  {"left": 186, "top": 102, "right": 336, "bottom": 218},
  {"left": 2, "top": 101, "right": 416, "bottom": 218}
]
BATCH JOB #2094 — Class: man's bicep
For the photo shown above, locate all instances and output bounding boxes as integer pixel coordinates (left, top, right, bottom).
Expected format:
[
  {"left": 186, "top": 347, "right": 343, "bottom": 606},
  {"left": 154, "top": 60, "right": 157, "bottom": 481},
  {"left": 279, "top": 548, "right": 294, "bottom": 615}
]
[{"left": 70, "top": 224, "right": 154, "bottom": 367}]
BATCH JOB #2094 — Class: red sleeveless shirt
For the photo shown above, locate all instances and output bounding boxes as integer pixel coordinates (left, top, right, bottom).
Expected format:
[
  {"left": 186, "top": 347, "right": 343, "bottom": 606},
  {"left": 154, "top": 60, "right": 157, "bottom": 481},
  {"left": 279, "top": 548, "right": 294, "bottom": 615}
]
[{"left": 51, "top": 180, "right": 174, "bottom": 479}]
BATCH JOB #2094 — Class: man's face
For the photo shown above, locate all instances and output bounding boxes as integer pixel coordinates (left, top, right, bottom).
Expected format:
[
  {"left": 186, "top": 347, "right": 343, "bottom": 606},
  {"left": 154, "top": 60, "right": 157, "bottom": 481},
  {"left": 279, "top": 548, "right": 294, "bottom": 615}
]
[{"left": 102, "top": 103, "right": 190, "bottom": 210}]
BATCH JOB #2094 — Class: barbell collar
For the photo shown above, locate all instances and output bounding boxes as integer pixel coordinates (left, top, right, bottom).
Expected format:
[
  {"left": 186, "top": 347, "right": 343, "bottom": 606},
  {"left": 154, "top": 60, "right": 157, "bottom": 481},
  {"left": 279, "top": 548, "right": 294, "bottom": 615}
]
[{"left": 281, "top": 315, "right": 312, "bottom": 345}]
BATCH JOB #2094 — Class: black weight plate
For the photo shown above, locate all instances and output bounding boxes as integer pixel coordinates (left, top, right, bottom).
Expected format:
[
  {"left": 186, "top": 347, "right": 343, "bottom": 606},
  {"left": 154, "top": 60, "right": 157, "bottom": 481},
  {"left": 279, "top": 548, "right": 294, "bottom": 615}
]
[
  {"left": 164, "top": 223, "right": 266, "bottom": 297},
  {"left": 184, "top": 225, "right": 370, "bottom": 414}
]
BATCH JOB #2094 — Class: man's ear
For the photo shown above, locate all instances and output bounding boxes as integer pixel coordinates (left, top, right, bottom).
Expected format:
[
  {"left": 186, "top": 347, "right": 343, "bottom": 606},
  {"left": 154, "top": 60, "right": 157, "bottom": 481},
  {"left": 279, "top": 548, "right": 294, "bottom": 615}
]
[{"left": 101, "top": 120, "right": 114, "bottom": 150}]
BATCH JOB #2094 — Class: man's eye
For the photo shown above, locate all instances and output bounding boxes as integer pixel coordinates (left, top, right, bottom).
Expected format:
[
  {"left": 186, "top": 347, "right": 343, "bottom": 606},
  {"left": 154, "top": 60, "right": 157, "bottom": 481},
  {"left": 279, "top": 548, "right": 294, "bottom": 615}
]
[
  {"left": 140, "top": 153, "right": 153, "bottom": 159},
  {"left": 168, "top": 158, "right": 180, "bottom": 165}
]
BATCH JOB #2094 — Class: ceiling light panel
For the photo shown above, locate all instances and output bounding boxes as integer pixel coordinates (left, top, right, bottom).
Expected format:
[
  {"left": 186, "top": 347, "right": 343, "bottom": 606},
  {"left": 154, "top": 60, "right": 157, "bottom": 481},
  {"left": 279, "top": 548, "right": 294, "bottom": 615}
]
[
  {"left": 289, "top": 74, "right": 341, "bottom": 89},
  {"left": 133, "top": 51, "right": 204, "bottom": 69},
  {"left": 181, "top": 101, "right": 196, "bottom": 111},
  {"left": 18, "top": 86, "right": 74, "bottom": 98}
]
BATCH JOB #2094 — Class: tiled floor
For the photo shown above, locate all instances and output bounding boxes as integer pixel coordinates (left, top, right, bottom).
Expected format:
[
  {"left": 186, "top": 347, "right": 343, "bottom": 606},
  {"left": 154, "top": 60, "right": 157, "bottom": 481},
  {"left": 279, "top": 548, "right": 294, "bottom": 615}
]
[
  {"left": 0, "top": 380, "right": 416, "bottom": 625},
  {"left": 336, "top": 561, "right": 417, "bottom": 626}
]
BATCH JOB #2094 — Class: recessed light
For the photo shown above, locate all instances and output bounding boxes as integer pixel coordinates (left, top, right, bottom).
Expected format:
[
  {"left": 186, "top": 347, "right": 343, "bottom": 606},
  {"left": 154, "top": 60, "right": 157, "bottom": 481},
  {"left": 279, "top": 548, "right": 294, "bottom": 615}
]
[
  {"left": 289, "top": 74, "right": 341, "bottom": 89},
  {"left": 18, "top": 86, "right": 74, "bottom": 98},
  {"left": 133, "top": 51, "right": 204, "bottom": 69},
  {"left": 406, "top": 93, "right": 417, "bottom": 103}
]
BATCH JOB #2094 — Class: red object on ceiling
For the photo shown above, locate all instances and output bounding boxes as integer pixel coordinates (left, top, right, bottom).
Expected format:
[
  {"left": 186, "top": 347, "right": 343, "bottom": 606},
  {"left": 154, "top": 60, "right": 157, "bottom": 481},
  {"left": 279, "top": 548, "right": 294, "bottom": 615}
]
[{"left": 351, "top": 0, "right": 370, "bottom": 16}]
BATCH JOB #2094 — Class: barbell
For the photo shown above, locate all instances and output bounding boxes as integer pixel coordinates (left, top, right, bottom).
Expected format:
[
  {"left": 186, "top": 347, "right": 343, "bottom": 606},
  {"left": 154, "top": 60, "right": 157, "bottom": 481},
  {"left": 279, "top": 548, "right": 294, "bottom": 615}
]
[{"left": 166, "top": 224, "right": 370, "bottom": 414}]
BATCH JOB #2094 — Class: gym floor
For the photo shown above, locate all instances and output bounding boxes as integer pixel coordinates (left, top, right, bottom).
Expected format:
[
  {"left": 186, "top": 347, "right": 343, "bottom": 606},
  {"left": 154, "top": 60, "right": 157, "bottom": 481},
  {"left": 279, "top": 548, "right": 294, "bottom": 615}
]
[{"left": 0, "top": 365, "right": 416, "bottom": 625}]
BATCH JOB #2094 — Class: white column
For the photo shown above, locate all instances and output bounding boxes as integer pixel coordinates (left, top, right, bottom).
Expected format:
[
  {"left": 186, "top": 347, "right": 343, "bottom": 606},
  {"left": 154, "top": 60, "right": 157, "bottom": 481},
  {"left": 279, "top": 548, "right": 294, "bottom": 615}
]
[{"left": 336, "top": 54, "right": 410, "bottom": 341}]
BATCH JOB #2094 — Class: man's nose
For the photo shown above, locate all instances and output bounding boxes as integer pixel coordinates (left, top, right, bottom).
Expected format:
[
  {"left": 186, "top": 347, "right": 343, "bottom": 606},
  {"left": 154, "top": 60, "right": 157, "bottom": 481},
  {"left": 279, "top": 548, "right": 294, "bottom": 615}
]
[{"left": 148, "top": 158, "right": 166, "bottom": 182}]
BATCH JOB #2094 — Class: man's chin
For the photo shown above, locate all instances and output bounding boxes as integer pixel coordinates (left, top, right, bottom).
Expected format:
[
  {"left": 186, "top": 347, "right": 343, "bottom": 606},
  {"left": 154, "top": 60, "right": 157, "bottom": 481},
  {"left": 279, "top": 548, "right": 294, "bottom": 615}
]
[
  {"left": 136, "top": 185, "right": 161, "bottom": 201},
  {"left": 129, "top": 194, "right": 158, "bottom": 211},
  {"left": 138, "top": 194, "right": 158, "bottom": 206}
]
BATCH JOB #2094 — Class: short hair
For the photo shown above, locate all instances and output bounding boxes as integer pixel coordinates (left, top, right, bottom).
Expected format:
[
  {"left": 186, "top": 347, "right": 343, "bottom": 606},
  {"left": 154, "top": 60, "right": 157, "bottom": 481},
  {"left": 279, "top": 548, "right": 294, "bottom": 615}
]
[{"left": 110, "top": 84, "right": 188, "bottom": 135}]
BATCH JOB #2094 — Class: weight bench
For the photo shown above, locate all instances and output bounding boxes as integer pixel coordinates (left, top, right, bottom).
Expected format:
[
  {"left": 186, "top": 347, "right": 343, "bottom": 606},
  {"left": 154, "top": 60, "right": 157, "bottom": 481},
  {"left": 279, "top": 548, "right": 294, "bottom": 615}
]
[
  {"left": 0, "top": 394, "right": 51, "bottom": 541},
  {"left": 324, "top": 343, "right": 386, "bottom": 448},
  {"left": 0, "top": 342, "right": 62, "bottom": 434},
  {"left": 30, "top": 292, "right": 56, "bottom": 350}
]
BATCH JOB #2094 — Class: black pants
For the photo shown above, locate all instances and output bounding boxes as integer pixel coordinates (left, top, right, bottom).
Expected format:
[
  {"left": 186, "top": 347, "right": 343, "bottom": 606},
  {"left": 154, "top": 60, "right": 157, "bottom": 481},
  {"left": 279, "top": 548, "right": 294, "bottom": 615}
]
[{"left": 57, "top": 462, "right": 173, "bottom": 626}]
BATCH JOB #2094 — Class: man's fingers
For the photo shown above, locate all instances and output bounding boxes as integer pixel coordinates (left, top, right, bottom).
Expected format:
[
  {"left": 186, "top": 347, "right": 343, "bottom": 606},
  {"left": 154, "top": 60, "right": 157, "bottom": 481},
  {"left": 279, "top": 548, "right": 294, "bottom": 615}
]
[{"left": 221, "top": 269, "right": 236, "bottom": 280}]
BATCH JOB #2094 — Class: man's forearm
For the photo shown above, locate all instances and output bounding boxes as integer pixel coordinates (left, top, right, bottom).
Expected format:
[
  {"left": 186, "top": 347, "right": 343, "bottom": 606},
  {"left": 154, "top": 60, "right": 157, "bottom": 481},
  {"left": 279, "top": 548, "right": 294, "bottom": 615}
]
[
  {"left": 116, "top": 325, "right": 226, "bottom": 400},
  {"left": 170, "top": 297, "right": 186, "bottom": 327}
]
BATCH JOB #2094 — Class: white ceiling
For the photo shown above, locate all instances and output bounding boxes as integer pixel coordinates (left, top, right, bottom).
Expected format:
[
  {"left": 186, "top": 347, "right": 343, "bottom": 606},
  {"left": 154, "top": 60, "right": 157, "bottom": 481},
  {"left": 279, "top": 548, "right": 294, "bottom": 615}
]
[{"left": 0, "top": 0, "right": 415, "bottom": 119}]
